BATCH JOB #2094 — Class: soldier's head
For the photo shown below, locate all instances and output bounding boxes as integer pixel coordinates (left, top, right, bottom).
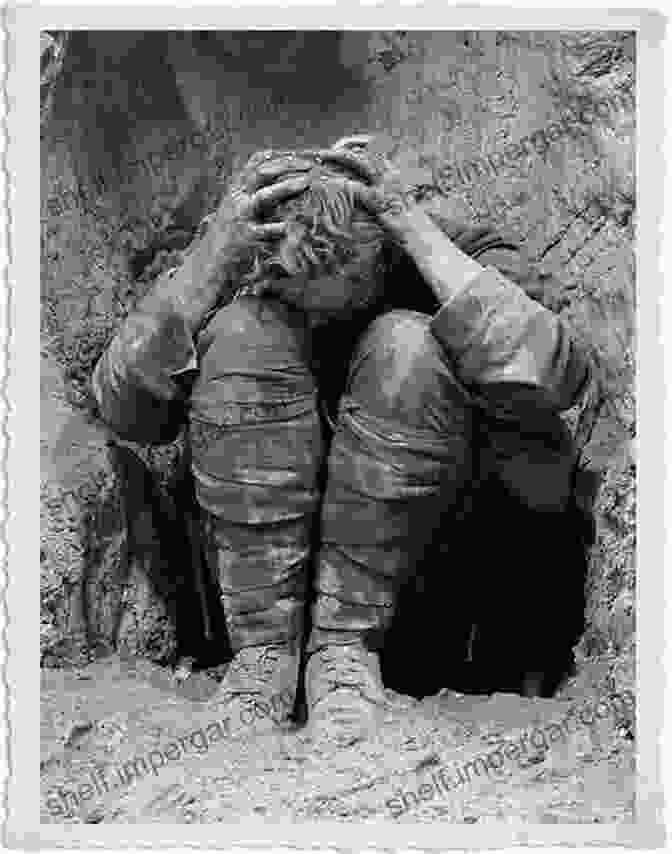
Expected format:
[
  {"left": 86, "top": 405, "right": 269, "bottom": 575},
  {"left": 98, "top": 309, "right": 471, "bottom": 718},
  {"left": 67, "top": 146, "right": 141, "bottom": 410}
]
[{"left": 224, "top": 149, "right": 390, "bottom": 324}]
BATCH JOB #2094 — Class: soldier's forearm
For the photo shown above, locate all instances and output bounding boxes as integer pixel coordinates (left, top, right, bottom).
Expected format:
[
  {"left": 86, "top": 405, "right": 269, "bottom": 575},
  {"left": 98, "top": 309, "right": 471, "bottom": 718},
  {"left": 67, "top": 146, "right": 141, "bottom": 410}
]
[
  {"left": 136, "top": 198, "right": 241, "bottom": 335},
  {"left": 390, "top": 204, "right": 485, "bottom": 304}
]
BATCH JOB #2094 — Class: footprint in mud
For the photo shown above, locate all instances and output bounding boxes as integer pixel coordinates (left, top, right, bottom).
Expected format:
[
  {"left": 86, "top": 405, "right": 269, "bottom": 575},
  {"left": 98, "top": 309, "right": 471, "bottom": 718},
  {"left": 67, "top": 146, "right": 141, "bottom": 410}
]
[
  {"left": 143, "top": 782, "right": 200, "bottom": 823},
  {"left": 118, "top": 774, "right": 202, "bottom": 824}
]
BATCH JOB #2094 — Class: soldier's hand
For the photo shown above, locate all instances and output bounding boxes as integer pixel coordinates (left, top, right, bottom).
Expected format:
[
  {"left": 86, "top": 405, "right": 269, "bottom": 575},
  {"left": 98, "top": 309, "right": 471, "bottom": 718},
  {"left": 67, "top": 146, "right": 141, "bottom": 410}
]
[
  {"left": 316, "top": 135, "right": 419, "bottom": 241},
  {"left": 223, "top": 150, "right": 316, "bottom": 239}
]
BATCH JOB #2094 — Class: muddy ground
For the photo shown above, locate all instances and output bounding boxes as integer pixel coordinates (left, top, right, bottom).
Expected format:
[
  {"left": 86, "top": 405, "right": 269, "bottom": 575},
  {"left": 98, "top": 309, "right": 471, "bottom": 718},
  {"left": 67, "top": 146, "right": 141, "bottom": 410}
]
[{"left": 41, "top": 655, "right": 635, "bottom": 825}]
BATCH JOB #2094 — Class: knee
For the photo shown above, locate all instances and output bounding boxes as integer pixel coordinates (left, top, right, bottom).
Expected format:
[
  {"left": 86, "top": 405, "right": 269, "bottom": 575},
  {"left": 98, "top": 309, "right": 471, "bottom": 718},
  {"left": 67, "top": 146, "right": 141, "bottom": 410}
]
[
  {"left": 197, "top": 296, "right": 312, "bottom": 382},
  {"left": 200, "top": 296, "right": 267, "bottom": 348},
  {"left": 350, "top": 310, "right": 437, "bottom": 384},
  {"left": 365, "top": 310, "right": 435, "bottom": 356},
  {"left": 347, "top": 311, "right": 465, "bottom": 427}
]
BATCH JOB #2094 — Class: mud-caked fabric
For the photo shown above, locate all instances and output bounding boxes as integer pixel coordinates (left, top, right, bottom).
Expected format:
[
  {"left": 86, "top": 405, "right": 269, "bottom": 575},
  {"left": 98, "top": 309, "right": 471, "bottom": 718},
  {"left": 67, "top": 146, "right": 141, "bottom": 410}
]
[
  {"left": 430, "top": 265, "right": 590, "bottom": 513},
  {"left": 91, "top": 304, "right": 197, "bottom": 444},
  {"left": 309, "top": 310, "right": 475, "bottom": 652},
  {"left": 430, "top": 265, "right": 588, "bottom": 411},
  {"left": 188, "top": 296, "right": 325, "bottom": 652}
]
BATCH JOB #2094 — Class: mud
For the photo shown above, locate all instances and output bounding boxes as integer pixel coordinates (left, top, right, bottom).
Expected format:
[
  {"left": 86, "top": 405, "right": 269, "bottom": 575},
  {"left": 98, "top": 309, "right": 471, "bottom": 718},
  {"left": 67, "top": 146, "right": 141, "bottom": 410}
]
[{"left": 41, "top": 655, "right": 634, "bottom": 825}]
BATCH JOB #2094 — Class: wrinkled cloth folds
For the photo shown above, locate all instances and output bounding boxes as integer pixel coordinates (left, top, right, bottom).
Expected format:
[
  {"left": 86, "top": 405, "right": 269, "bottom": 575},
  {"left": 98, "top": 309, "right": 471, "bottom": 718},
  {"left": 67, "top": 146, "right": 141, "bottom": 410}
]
[{"left": 90, "top": 226, "right": 591, "bottom": 654}]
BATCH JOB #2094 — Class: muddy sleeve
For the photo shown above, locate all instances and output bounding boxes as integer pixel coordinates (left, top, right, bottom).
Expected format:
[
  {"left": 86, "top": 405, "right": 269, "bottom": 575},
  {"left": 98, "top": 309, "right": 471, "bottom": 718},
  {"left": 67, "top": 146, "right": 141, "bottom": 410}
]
[
  {"left": 429, "top": 234, "right": 590, "bottom": 512},
  {"left": 91, "top": 303, "right": 198, "bottom": 445},
  {"left": 429, "top": 234, "right": 589, "bottom": 414}
]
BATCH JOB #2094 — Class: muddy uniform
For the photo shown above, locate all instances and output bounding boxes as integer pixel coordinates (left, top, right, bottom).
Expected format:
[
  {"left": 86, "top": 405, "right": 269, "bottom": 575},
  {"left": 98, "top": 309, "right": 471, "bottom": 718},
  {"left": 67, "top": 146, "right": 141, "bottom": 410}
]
[{"left": 93, "top": 228, "right": 589, "bottom": 677}]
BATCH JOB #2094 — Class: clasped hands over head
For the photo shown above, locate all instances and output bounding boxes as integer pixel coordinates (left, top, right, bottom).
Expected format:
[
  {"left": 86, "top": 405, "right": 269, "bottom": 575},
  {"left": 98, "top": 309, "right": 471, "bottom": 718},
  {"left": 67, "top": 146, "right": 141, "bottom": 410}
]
[{"left": 220, "top": 134, "right": 416, "bottom": 245}]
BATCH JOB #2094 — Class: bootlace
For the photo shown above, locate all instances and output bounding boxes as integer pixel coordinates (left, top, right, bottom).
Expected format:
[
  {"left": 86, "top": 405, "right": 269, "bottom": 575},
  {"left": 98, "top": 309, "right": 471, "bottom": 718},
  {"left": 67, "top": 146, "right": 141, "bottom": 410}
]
[
  {"left": 227, "top": 645, "right": 287, "bottom": 684},
  {"left": 311, "top": 644, "right": 384, "bottom": 703}
]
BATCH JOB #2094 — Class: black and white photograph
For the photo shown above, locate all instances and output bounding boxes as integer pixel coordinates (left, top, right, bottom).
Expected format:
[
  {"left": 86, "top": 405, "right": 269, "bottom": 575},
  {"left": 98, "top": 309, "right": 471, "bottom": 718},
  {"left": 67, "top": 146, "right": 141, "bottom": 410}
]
[{"left": 2, "top": 8, "right": 668, "bottom": 848}]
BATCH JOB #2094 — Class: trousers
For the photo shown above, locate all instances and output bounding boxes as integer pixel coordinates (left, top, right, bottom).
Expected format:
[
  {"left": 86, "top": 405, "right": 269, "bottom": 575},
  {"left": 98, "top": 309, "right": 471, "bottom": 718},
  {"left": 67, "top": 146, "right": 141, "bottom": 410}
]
[{"left": 188, "top": 296, "right": 475, "bottom": 653}]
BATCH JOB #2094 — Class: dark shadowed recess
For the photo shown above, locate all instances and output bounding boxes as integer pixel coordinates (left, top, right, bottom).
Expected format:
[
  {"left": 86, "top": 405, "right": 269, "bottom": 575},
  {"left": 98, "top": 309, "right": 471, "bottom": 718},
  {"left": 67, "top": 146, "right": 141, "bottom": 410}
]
[
  {"left": 381, "top": 476, "right": 592, "bottom": 700},
  {"left": 105, "top": 443, "right": 232, "bottom": 669}
]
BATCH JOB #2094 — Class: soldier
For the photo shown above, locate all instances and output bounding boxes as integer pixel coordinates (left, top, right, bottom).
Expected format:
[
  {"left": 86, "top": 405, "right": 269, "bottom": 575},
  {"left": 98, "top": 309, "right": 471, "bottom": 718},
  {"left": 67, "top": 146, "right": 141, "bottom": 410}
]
[{"left": 93, "top": 136, "right": 590, "bottom": 745}]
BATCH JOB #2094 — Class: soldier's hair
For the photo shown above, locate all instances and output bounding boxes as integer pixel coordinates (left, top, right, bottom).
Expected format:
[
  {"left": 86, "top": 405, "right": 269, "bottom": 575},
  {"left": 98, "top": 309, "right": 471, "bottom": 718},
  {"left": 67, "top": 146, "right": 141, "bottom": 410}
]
[{"left": 224, "top": 176, "right": 389, "bottom": 320}]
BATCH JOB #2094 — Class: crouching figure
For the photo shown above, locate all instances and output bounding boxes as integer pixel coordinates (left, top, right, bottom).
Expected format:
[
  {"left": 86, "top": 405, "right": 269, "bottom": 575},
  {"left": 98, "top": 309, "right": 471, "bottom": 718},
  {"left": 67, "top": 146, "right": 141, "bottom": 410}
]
[{"left": 93, "top": 137, "right": 591, "bottom": 745}]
